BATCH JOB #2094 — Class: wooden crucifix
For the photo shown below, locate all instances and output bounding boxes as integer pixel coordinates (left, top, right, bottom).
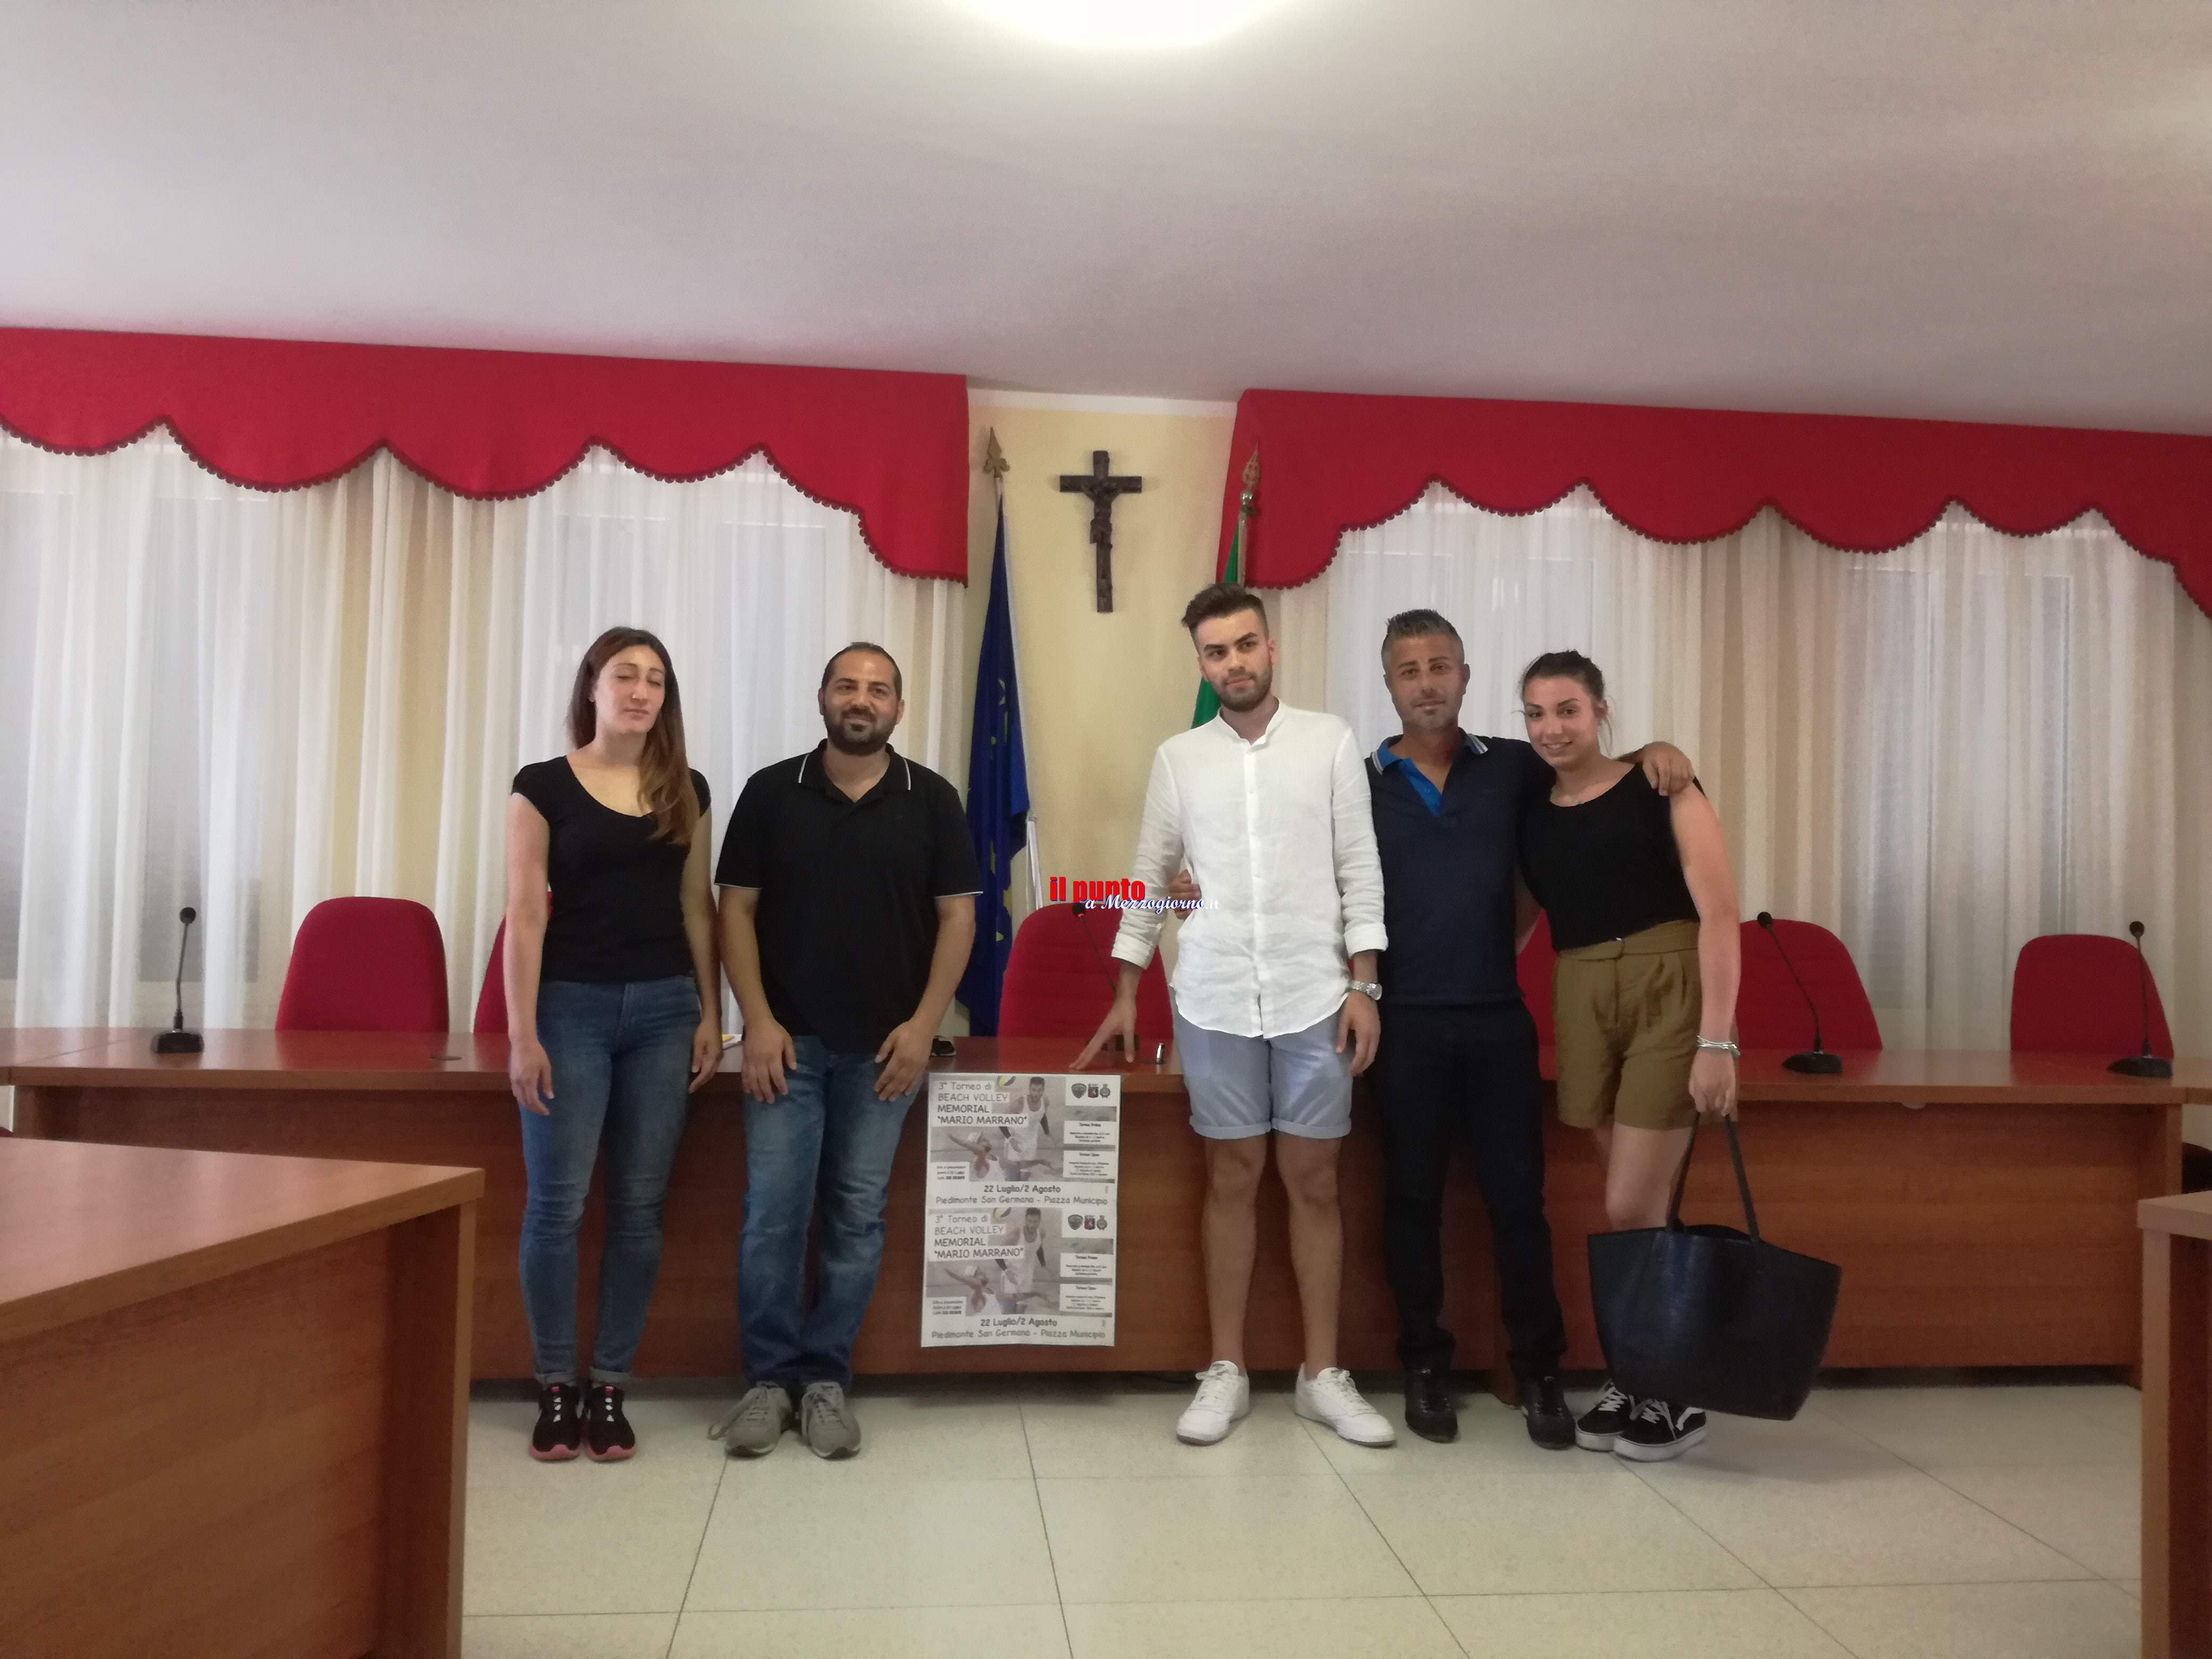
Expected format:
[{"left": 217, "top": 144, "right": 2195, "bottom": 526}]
[{"left": 1059, "top": 450, "right": 1143, "bottom": 612}]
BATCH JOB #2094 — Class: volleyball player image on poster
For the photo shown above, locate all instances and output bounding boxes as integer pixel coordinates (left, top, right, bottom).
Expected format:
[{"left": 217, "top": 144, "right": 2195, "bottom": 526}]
[{"left": 923, "top": 1073, "right": 1119, "bottom": 1346}]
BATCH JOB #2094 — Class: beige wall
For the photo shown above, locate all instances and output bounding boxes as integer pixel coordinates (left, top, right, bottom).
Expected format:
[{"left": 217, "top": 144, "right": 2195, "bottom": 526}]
[{"left": 963, "top": 397, "right": 1234, "bottom": 931}]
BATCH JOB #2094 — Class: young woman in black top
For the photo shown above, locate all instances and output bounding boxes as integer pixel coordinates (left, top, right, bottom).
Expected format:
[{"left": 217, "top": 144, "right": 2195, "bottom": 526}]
[
  {"left": 1518, "top": 650, "right": 1741, "bottom": 1463},
  {"left": 505, "top": 626, "right": 720, "bottom": 1461}
]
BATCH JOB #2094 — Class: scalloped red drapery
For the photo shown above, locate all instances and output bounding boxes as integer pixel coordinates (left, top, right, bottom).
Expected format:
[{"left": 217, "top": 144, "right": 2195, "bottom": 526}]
[
  {"left": 0, "top": 327, "right": 971, "bottom": 581},
  {"left": 1214, "top": 388, "right": 2212, "bottom": 616}
]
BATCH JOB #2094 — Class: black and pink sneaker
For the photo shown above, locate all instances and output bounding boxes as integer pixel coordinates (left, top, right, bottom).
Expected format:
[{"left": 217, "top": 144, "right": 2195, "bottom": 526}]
[
  {"left": 531, "top": 1381, "right": 582, "bottom": 1462},
  {"left": 584, "top": 1384, "right": 636, "bottom": 1462}
]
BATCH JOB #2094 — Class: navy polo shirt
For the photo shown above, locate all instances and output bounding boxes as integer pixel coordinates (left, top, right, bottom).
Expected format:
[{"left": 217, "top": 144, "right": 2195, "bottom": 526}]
[{"left": 1368, "top": 731, "right": 1554, "bottom": 1007}]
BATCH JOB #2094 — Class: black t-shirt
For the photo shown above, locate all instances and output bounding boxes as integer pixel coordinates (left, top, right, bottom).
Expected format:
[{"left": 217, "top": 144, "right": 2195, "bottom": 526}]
[
  {"left": 1369, "top": 733, "right": 1553, "bottom": 1007},
  {"left": 512, "top": 758, "right": 709, "bottom": 984},
  {"left": 1520, "top": 765, "right": 1700, "bottom": 951},
  {"left": 715, "top": 743, "right": 983, "bottom": 1054}
]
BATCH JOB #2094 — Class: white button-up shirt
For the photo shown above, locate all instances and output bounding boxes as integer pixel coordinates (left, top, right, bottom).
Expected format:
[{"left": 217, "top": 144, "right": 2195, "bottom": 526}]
[{"left": 1111, "top": 702, "right": 1387, "bottom": 1038}]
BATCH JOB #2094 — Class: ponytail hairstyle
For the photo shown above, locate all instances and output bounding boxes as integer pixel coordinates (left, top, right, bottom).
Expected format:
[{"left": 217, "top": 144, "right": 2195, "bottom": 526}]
[
  {"left": 1519, "top": 649, "right": 1613, "bottom": 744},
  {"left": 567, "top": 627, "right": 699, "bottom": 844}
]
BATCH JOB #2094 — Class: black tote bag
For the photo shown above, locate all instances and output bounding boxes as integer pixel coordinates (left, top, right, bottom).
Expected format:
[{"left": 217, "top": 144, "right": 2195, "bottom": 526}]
[{"left": 1586, "top": 1117, "right": 1841, "bottom": 1420}]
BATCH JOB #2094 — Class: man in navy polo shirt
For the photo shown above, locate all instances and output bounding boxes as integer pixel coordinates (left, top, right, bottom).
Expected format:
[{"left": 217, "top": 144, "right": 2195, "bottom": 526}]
[
  {"left": 708, "top": 641, "right": 981, "bottom": 1462},
  {"left": 1369, "top": 610, "right": 1689, "bottom": 1446}
]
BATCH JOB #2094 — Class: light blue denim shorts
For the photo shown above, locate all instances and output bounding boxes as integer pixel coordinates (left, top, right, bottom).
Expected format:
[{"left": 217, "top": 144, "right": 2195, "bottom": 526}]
[{"left": 1172, "top": 1002, "right": 1354, "bottom": 1141}]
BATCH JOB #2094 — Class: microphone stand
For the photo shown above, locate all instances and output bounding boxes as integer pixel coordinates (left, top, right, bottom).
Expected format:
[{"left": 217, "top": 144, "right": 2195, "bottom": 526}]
[
  {"left": 153, "top": 906, "right": 205, "bottom": 1055},
  {"left": 2110, "top": 919, "right": 2172, "bottom": 1078},
  {"left": 1758, "top": 911, "right": 1843, "bottom": 1075}
]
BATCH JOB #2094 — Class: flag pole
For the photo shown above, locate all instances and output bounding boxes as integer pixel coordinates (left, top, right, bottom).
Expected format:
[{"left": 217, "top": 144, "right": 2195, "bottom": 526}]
[{"left": 982, "top": 429, "right": 1044, "bottom": 915}]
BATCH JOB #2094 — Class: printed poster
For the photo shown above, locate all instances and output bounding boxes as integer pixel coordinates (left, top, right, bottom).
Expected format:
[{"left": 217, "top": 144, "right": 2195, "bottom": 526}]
[{"left": 921, "top": 1070, "right": 1119, "bottom": 1346}]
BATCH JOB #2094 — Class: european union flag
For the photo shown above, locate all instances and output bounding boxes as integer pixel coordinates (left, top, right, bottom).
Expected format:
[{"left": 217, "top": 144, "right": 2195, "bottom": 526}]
[{"left": 957, "top": 499, "right": 1030, "bottom": 1034}]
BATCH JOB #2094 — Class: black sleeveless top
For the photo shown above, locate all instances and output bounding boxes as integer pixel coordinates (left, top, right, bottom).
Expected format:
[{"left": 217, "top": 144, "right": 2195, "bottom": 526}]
[
  {"left": 512, "top": 758, "right": 709, "bottom": 984},
  {"left": 1519, "top": 766, "right": 1700, "bottom": 951}
]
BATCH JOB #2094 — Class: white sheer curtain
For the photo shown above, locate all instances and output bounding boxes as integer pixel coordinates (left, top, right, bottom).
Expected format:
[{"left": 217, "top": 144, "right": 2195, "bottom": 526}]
[
  {"left": 0, "top": 434, "right": 966, "bottom": 1036},
  {"left": 1298, "top": 484, "right": 2211, "bottom": 1052}
]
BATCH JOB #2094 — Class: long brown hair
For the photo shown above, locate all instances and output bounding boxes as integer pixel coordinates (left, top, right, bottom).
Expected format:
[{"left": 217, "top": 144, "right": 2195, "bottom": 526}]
[{"left": 567, "top": 627, "right": 699, "bottom": 844}]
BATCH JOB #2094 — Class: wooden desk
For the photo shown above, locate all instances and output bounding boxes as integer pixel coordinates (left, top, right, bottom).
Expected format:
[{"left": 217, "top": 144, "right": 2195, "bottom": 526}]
[
  {"left": 6, "top": 1033, "right": 2188, "bottom": 1384},
  {"left": 0, "top": 1026, "right": 136, "bottom": 1078},
  {"left": 2141, "top": 1190, "right": 2212, "bottom": 1659},
  {"left": 0, "top": 1137, "right": 480, "bottom": 1659}
]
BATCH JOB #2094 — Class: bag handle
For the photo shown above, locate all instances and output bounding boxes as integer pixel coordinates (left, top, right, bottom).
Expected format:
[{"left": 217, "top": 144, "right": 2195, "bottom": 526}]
[{"left": 1665, "top": 1116, "right": 1759, "bottom": 1241}]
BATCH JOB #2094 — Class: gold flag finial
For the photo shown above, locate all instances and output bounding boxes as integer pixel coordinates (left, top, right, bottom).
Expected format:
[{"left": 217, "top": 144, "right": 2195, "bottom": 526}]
[
  {"left": 1238, "top": 447, "right": 1260, "bottom": 511},
  {"left": 982, "top": 428, "right": 1010, "bottom": 480}
]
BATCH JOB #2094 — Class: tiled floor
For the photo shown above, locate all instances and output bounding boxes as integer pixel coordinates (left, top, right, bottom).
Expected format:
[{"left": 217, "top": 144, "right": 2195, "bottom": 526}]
[{"left": 462, "top": 1373, "right": 2144, "bottom": 1658}]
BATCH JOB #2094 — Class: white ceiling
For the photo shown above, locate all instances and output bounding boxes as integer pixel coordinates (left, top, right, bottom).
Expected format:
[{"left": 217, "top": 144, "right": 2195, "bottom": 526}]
[{"left": 4, "top": 1, "right": 2208, "bottom": 430}]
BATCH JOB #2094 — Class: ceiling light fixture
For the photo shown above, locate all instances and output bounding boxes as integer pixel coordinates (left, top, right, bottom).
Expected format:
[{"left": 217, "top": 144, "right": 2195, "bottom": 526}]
[{"left": 956, "top": 0, "right": 1281, "bottom": 49}]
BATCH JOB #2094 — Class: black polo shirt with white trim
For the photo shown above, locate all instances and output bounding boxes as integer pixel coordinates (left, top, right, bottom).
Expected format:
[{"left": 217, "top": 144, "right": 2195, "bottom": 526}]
[{"left": 716, "top": 742, "right": 983, "bottom": 1055}]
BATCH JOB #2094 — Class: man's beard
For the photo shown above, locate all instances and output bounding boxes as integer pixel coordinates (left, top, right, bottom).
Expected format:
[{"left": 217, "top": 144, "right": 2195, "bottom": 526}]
[
  {"left": 1216, "top": 664, "right": 1273, "bottom": 711},
  {"left": 825, "top": 708, "right": 893, "bottom": 755}
]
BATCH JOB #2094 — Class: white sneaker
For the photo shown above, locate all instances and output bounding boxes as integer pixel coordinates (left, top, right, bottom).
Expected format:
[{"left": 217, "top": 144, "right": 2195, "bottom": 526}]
[
  {"left": 1176, "top": 1360, "right": 1251, "bottom": 1445},
  {"left": 1294, "top": 1366, "right": 1397, "bottom": 1447}
]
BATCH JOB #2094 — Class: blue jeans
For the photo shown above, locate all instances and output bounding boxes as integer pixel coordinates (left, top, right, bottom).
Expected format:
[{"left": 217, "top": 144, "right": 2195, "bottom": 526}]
[
  {"left": 517, "top": 976, "right": 699, "bottom": 1385},
  {"left": 739, "top": 1037, "right": 918, "bottom": 1391}
]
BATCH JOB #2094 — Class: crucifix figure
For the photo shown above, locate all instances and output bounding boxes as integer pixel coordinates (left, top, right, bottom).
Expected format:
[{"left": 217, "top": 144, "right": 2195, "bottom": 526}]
[{"left": 1059, "top": 450, "right": 1143, "bottom": 612}]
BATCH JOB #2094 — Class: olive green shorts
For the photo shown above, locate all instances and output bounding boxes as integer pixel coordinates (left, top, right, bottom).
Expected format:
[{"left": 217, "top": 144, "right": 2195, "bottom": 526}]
[{"left": 1552, "top": 919, "right": 1703, "bottom": 1132}]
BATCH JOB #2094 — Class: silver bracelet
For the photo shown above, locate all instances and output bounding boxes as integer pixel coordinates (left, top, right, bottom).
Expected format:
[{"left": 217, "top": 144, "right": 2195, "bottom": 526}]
[{"left": 1695, "top": 1037, "right": 1740, "bottom": 1060}]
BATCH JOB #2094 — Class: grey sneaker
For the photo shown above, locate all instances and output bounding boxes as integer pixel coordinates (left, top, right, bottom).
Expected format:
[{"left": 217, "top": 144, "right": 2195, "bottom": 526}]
[
  {"left": 799, "top": 1380, "right": 862, "bottom": 1460},
  {"left": 708, "top": 1384, "right": 792, "bottom": 1457}
]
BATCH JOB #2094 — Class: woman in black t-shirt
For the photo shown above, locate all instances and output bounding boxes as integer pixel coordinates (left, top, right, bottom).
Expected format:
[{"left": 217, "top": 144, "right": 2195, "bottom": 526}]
[
  {"left": 1518, "top": 650, "right": 1741, "bottom": 1465},
  {"left": 505, "top": 626, "right": 720, "bottom": 1462}
]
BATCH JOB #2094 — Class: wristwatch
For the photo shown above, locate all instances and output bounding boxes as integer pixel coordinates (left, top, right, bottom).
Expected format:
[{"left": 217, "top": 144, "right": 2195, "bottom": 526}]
[
  {"left": 1695, "top": 1037, "right": 1740, "bottom": 1059},
  {"left": 1348, "top": 981, "right": 1382, "bottom": 1003}
]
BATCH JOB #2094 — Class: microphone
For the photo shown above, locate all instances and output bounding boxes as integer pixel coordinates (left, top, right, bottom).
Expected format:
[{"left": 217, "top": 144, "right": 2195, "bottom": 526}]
[
  {"left": 1757, "top": 911, "right": 1843, "bottom": 1075},
  {"left": 2109, "top": 919, "right": 2173, "bottom": 1079},
  {"left": 153, "top": 906, "right": 205, "bottom": 1055}
]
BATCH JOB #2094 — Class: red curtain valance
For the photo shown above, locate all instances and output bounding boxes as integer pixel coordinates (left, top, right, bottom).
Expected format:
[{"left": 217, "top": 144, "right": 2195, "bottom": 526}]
[
  {"left": 0, "top": 328, "right": 971, "bottom": 582},
  {"left": 1216, "top": 388, "right": 2212, "bottom": 616}
]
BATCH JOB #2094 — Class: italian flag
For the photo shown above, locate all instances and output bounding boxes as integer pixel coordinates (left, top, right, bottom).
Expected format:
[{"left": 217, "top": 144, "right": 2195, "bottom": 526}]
[{"left": 1193, "top": 451, "right": 1257, "bottom": 726}]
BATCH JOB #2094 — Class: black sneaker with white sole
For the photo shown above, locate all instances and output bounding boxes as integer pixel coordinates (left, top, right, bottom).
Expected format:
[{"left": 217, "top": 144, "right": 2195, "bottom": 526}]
[
  {"left": 1613, "top": 1396, "right": 1707, "bottom": 1462},
  {"left": 1574, "top": 1379, "right": 1633, "bottom": 1452}
]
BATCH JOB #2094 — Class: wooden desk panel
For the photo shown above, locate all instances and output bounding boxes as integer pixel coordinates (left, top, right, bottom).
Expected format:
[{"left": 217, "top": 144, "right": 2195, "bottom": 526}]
[
  {"left": 0, "top": 1027, "right": 134, "bottom": 1081},
  {"left": 2140, "top": 1192, "right": 2212, "bottom": 1659},
  {"left": 7, "top": 1034, "right": 2188, "bottom": 1382},
  {"left": 0, "top": 1140, "right": 480, "bottom": 1659}
]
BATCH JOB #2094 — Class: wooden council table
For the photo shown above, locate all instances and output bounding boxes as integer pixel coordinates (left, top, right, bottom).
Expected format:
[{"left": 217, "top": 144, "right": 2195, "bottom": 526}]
[
  {"left": 2139, "top": 1187, "right": 2212, "bottom": 1659},
  {"left": 4, "top": 1029, "right": 2199, "bottom": 1384},
  {"left": 0, "top": 1136, "right": 480, "bottom": 1659}
]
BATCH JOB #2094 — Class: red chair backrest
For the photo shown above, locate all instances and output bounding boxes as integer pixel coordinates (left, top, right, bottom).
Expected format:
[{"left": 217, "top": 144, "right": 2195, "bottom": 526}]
[
  {"left": 998, "top": 903, "right": 1174, "bottom": 1053},
  {"left": 1737, "top": 917, "right": 1882, "bottom": 1050},
  {"left": 474, "top": 919, "right": 510, "bottom": 1034},
  {"left": 2010, "top": 933, "right": 2174, "bottom": 1058},
  {"left": 1517, "top": 913, "right": 1557, "bottom": 1045},
  {"left": 275, "top": 897, "right": 450, "bottom": 1033}
]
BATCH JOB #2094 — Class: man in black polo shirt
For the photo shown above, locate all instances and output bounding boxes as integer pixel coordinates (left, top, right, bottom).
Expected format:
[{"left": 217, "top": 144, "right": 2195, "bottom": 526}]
[
  {"left": 1368, "top": 610, "right": 1689, "bottom": 1448},
  {"left": 708, "top": 641, "right": 981, "bottom": 1461}
]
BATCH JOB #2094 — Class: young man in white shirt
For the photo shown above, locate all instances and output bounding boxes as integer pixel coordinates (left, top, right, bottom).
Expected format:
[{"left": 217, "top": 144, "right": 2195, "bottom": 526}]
[{"left": 1078, "top": 583, "right": 1394, "bottom": 1448}]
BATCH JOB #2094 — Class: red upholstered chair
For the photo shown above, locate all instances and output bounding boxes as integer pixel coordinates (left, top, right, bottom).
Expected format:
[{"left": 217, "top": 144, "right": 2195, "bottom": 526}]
[
  {"left": 1518, "top": 912, "right": 1557, "bottom": 1046},
  {"left": 474, "top": 919, "right": 510, "bottom": 1034},
  {"left": 1736, "top": 917, "right": 1883, "bottom": 1050},
  {"left": 998, "top": 903, "right": 1174, "bottom": 1056},
  {"left": 2009, "top": 934, "right": 2174, "bottom": 1058},
  {"left": 274, "top": 898, "right": 450, "bottom": 1034}
]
